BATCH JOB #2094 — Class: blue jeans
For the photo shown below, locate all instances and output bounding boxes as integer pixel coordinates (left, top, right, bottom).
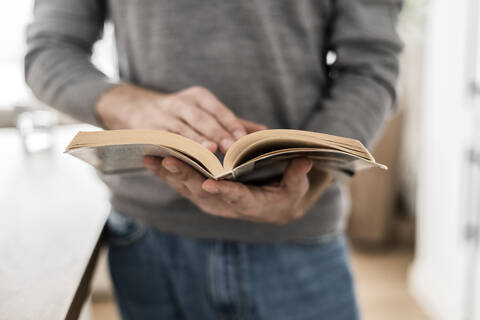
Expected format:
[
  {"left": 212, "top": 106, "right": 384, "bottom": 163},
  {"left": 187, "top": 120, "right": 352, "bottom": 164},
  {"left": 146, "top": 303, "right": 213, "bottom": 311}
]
[{"left": 106, "top": 211, "right": 359, "bottom": 320}]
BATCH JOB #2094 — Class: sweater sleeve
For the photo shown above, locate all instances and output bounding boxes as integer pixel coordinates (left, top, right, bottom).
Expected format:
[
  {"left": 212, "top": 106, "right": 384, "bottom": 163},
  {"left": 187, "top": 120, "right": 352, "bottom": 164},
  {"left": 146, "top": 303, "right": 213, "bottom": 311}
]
[
  {"left": 302, "top": 0, "right": 403, "bottom": 148},
  {"left": 24, "top": 0, "right": 116, "bottom": 126}
]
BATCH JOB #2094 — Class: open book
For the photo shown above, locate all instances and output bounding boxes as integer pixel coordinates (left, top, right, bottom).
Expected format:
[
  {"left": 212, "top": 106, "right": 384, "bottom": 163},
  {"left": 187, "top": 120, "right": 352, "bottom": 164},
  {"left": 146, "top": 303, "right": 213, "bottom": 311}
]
[{"left": 66, "top": 129, "right": 386, "bottom": 183}]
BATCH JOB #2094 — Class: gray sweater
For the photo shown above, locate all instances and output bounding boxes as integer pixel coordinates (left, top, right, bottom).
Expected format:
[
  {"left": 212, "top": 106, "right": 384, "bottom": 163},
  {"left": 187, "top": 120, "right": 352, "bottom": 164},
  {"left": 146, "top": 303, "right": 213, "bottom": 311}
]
[{"left": 25, "top": 0, "right": 402, "bottom": 242}]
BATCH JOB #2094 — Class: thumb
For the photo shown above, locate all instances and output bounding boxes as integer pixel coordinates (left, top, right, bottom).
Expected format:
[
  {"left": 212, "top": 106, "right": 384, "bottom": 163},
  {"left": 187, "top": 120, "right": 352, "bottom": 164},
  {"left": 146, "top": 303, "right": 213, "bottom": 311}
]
[{"left": 281, "top": 158, "right": 313, "bottom": 195}]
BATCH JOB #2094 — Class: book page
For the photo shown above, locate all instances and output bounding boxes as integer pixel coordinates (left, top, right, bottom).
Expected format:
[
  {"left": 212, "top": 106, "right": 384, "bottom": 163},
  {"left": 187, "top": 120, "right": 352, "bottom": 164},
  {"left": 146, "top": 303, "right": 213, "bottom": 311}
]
[
  {"left": 225, "top": 148, "right": 385, "bottom": 182},
  {"left": 68, "top": 144, "right": 216, "bottom": 178},
  {"left": 224, "top": 130, "right": 374, "bottom": 170},
  {"left": 66, "top": 130, "right": 225, "bottom": 176}
]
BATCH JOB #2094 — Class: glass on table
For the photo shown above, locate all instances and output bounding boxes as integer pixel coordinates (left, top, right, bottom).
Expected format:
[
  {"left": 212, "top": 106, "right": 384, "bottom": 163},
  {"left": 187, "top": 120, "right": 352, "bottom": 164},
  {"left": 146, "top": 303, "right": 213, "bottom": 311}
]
[{"left": 15, "top": 105, "right": 57, "bottom": 153}]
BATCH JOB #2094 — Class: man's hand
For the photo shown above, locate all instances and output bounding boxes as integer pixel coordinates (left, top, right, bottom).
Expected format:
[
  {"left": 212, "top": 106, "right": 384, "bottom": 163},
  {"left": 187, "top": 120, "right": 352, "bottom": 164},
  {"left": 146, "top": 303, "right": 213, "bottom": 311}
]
[
  {"left": 96, "top": 83, "right": 266, "bottom": 153},
  {"left": 143, "top": 156, "right": 332, "bottom": 225}
]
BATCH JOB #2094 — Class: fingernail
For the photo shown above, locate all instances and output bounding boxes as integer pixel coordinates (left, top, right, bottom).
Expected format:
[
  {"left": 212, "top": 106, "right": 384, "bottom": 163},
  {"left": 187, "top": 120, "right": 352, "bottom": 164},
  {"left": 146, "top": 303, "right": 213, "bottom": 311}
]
[
  {"left": 204, "top": 185, "right": 220, "bottom": 194},
  {"left": 233, "top": 129, "right": 246, "bottom": 140},
  {"left": 202, "top": 141, "right": 217, "bottom": 150},
  {"left": 163, "top": 163, "right": 180, "bottom": 173},
  {"left": 220, "top": 138, "right": 234, "bottom": 151}
]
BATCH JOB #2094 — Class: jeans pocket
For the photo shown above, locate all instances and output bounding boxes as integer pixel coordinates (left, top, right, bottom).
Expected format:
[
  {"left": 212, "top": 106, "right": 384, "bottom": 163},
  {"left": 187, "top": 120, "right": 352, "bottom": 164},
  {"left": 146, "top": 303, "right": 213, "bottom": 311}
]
[{"left": 106, "top": 210, "right": 148, "bottom": 247}]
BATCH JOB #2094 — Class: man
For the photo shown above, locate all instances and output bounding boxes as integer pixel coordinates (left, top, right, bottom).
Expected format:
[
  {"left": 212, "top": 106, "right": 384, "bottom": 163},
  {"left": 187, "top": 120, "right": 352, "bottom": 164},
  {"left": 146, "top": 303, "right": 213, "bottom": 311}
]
[{"left": 25, "top": 1, "right": 402, "bottom": 319}]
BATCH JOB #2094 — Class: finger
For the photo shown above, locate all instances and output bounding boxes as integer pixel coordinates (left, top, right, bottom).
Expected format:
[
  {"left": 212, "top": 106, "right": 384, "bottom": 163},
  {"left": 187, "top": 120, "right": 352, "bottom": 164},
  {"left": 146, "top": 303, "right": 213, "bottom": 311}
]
[
  {"left": 143, "top": 156, "right": 193, "bottom": 182},
  {"left": 164, "top": 117, "right": 217, "bottom": 152},
  {"left": 186, "top": 87, "right": 247, "bottom": 139},
  {"left": 143, "top": 156, "right": 192, "bottom": 198},
  {"left": 203, "top": 180, "right": 273, "bottom": 223},
  {"left": 202, "top": 179, "right": 252, "bottom": 210},
  {"left": 239, "top": 118, "right": 268, "bottom": 133},
  {"left": 143, "top": 156, "right": 165, "bottom": 175},
  {"left": 161, "top": 157, "right": 199, "bottom": 180},
  {"left": 174, "top": 102, "right": 236, "bottom": 153},
  {"left": 144, "top": 156, "right": 208, "bottom": 201},
  {"left": 161, "top": 157, "right": 207, "bottom": 195},
  {"left": 280, "top": 158, "right": 313, "bottom": 196}
]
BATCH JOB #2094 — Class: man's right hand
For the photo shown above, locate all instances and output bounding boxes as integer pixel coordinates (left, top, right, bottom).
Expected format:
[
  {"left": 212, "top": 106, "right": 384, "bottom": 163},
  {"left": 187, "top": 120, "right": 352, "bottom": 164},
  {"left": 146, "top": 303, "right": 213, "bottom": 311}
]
[{"left": 95, "top": 84, "right": 265, "bottom": 153}]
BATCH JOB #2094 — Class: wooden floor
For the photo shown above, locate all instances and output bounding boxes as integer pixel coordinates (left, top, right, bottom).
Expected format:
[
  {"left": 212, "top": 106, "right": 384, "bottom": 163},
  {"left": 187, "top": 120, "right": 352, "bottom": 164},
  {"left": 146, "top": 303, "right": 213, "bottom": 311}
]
[
  {"left": 91, "top": 246, "right": 428, "bottom": 320},
  {"left": 350, "top": 247, "right": 428, "bottom": 320}
]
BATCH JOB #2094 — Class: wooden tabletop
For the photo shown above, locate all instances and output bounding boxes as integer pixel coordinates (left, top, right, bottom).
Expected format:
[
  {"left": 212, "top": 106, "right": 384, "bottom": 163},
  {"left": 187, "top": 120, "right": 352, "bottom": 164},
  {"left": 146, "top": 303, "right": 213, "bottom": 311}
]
[{"left": 0, "top": 124, "right": 110, "bottom": 320}]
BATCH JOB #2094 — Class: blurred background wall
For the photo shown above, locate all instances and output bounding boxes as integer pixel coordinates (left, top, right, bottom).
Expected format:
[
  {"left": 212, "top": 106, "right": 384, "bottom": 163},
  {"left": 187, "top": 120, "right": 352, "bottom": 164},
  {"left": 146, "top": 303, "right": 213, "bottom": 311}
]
[
  {"left": 348, "top": 0, "right": 427, "bottom": 247},
  {"left": 349, "top": 0, "right": 480, "bottom": 319}
]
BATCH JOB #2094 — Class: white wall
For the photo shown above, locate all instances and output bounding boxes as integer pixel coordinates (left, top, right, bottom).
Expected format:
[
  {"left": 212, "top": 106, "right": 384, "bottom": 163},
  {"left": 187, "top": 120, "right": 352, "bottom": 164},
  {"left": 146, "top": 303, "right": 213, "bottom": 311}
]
[
  {"left": 0, "top": 0, "right": 33, "bottom": 108},
  {"left": 408, "top": 0, "right": 479, "bottom": 319},
  {"left": 0, "top": 1, "right": 116, "bottom": 110},
  {"left": 397, "top": 0, "right": 427, "bottom": 216}
]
